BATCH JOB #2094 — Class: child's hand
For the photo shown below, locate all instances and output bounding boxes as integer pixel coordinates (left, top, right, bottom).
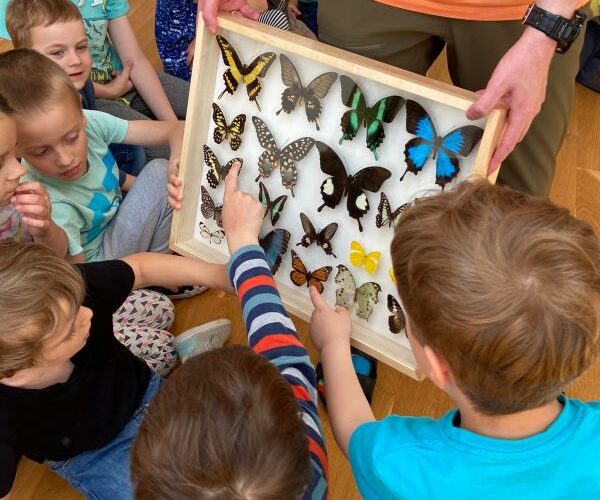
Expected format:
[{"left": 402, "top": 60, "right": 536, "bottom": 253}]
[
  {"left": 103, "top": 62, "right": 134, "bottom": 99},
  {"left": 11, "top": 182, "right": 53, "bottom": 237},
  {"left": 309, "top": 286, "right": 352, "bottom": 353},
  {"left": 167, "top": 159, "right": 183, "bottom": 210},
  {"left": 222, "top": 162, "right": 265, "bottom": 254}
]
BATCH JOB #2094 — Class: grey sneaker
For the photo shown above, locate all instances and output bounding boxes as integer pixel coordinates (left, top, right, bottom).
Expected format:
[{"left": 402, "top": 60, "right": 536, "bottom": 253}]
[{"left": 174, "top": 319, "right": 232, "bottom": 362}]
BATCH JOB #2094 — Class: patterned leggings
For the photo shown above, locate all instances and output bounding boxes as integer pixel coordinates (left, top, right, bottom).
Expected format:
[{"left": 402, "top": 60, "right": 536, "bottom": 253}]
[{"left": 112, "top": 289, "right": 178, "bottom": 376}]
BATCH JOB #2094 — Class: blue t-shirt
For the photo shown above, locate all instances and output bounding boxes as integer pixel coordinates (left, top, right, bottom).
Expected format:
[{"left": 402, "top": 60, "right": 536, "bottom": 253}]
[{"left": 349, "top": 395, "right": 600, "bottom": 499}]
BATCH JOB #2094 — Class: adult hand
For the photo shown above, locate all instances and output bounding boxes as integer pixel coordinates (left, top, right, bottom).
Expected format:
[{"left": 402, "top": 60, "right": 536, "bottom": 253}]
[
  {"left": 222, "top": 162, "right": 265, "bottom": 254},
  {"left": 199, "top": 0, "right": 260, "bottom": 35},
  {"left": 466, "top": 28, "right": 556, "bottom": 175},
  {"left": 309, "top": 286, "right": 352, "bottom": 353},
  {"left": 11, "top": 182, "right": 53, "bottom": 238}
]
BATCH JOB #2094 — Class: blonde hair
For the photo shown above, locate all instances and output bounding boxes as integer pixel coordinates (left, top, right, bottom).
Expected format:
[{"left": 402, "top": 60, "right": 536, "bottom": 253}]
[
  {"left": 0, "top": 49, "right": 81, "bottom": 118},
  {"left": 0, "top": 240, "right": 85, "bottom": 378},
  {"left": 391, "top": 180, "right": 600, "bottom": 415},
  {"left": 6, "top": 0, "right": 83, "bottom": 49}
]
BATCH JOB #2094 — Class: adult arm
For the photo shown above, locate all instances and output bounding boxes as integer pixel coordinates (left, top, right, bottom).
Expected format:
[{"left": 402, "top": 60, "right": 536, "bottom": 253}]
[
  {"left": 309, "top": 288, "right": 375, "bottom": 456},
  {"left": 107, "top": 16, "right": 178, "bottom": 121},
  {"left": 467, "top": 0, "right": 580, "bottom": 173},
  {"left": 198, "top": 0, "right": 259, "bottom": 35}
]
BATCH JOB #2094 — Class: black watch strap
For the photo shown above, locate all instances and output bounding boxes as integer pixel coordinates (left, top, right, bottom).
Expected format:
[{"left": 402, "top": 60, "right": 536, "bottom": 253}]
[{"left": 522, "top": 4, "right": 586, "bottom": 54}]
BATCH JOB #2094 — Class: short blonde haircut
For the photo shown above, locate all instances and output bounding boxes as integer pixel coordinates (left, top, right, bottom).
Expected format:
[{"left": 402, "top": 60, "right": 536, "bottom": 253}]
[
  {"left": 392, "top": 180, "right": 600, "bottom": 415},
  {"left": 6, "top": 0, "right": 83, "bottom": 49},
  {"left": 0, "top": 49, "right": 81, "bottom": 118},
  {"left": 0, "top": 240, "right": 85, "bottom": 379}
]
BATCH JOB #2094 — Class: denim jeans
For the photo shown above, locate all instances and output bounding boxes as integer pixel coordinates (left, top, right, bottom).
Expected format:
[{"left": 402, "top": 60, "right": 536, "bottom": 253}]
[
  {"left": 46, "top": 371, "right": 164, "bottom": 500},
  {"left": 109, "top": 143, "right": 147, "bottom": 188}
]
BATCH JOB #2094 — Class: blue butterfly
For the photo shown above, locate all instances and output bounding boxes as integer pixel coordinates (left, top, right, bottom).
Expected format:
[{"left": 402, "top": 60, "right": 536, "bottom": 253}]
[
  {"left": 259, "top": 229, "right": 290, "bottom": 274},
  {"left": 400, "top": 100, "right": 484, "bottom": 189}
]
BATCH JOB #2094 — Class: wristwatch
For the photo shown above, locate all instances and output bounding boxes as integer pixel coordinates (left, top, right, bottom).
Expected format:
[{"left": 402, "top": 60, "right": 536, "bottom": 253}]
[{"left": 522, "top": 3, "right": 587, "bottom": 54}]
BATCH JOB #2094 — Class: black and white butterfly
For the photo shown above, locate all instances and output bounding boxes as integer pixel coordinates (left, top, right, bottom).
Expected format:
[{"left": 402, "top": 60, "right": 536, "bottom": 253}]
[
  {"left": 211, "top": 103, "right": 246, "bottom": 151},
  {"left": 258, "top": 181, "right": 288, "bottom": 226},
  {"left": 296, "top": 212, "right": 338, "bottom": 257},
  {"left": 335, "top": 264, "right": 381, "bottom": 321},
  {"left": 276, "top": 54, "right": 338, "bottom": 131},
  {"left": 375, "top": 192, "right": 410, "bottom": 229},
  {"left": 199, "top": 221, "right": 225, "bottom": 245},
  {"left": 387, "top": 294, "right": 406, "bottom": 334},
  {"left": 200, "top": 186, "right": 223, "bottom": 227},
  {"left": 316, "top": 141, "right": 391, "bottom": 232},
  {"left": 259, "top": 228, "right": 290, "bottom": 274},
  {"left": 253, "top": 116, "right": 315, "bottom": 197},
  {"left": 204, "top": 145, "right": 243, "bottom": 189}
]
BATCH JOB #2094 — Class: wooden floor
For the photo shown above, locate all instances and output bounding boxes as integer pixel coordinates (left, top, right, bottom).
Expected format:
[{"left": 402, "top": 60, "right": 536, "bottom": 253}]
[{"left": 3, "top": 2, "right": 600, "bottom": 498}]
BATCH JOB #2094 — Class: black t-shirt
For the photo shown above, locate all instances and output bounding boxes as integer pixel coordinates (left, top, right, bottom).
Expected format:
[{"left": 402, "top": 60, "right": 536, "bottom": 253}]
[{"left": 0, "top": 260, "right": 151, "bottom": 496}]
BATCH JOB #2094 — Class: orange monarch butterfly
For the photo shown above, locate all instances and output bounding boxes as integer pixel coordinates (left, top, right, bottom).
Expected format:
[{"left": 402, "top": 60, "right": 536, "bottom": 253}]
[{"left": 289, "top": 250, "right": 332, "bottom": 294}]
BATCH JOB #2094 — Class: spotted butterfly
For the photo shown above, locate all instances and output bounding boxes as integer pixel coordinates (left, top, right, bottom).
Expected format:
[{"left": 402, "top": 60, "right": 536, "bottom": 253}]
[
  {"left": 200, "top": 186, "right": 223, "bottom": 227},
  {"left": 335, "top": 264, "right": 381, "bottom": 321},
  {"left": 375, "top": 192, "right": 410, "bottom": 229},
  {"left": 338, "top": 74, "right": 404, "bottom": 160},
  {"left": 216, "top": 35, "right": 276, "bottom": 111},
  {"left": 204, "top": 145, "right": 243, "bottom": 189},
  {"left": 387, "top": 294, "right": 406, "bottom": 334},
  {"left": 316, "top": 141, "right": 390, "bottom": 232},
  {"left": 401, "top": 100, "right": 484, "bottom": 189},
  {"left": 211, "top": 103, "right": 246, "bottom": 151},
  {"left": 276, "top": 54, "right": 338, "bottom": 131},
  {"left": 253, "top": 116, "right": 315, "bottom": 196}
]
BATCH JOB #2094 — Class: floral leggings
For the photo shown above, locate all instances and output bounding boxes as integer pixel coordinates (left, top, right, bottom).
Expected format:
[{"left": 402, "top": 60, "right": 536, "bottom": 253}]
[{"left": 112, "top": 289, "right": 178, "bottom": 376}]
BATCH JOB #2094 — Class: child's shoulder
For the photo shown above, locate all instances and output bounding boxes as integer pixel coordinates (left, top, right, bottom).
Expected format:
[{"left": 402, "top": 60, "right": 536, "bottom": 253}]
[
  {"left": 77, "top": 0, "right": 129, "bottom": 21},
  {"left": 83, "top": 109, "right": 128, "bottom": 144}
]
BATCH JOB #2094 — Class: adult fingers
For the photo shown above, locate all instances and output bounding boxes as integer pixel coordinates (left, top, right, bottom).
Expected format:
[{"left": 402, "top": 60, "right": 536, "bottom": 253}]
[
  {"left": 487, "top": 110, "right": 527, "bottom": 174},
  {"left": 466, "top": 81, "right": 507, "bottom": 121},
  {"left": 201, "top": 0, "right": 219, "bottom": 35},
  {"left": 238, "top": 3, "right": 259, "bottom": 21}
]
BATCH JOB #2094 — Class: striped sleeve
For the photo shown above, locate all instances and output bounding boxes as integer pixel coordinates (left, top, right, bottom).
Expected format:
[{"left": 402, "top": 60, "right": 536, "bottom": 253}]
[{"left": 228, "top": 245, "right": 328, "bottom": 499}]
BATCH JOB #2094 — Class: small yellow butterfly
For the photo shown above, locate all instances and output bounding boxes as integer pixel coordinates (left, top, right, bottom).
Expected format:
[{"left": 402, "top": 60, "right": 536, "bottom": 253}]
[
  {"left": 350, "top": 241, "right": 381, "bottom": 274},
  {"left": 389, "top": 267, "right": 396, "bottom": 284}
]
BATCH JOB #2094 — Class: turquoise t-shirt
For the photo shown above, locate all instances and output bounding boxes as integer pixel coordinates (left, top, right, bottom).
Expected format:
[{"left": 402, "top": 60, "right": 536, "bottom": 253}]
[
  {"left": 349, "top": 395, "right": 600, "bottom": 499},
  {"left": 23, "top": 110, "right": 128, "bottom": 261},
  {"left": 0, "top": 0, "right": 128, "bottom": 82}
]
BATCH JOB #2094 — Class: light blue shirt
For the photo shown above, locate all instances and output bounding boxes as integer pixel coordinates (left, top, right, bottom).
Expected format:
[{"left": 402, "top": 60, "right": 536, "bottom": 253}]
[{"left": 349, "top": 395, "right": 600, "bottom": 499}]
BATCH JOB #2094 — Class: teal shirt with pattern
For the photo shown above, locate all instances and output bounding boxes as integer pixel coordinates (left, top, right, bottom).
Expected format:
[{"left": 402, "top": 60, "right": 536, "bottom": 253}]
[
  {"left": 24, "top": 110, "right": 128, "bottom": 261},
  {"left": 0, "top": 0, "right": 129, "bottom": 82}
]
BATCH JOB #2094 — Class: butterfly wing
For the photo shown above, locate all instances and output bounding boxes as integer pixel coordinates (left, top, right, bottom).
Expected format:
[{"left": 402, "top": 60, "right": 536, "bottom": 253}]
[
  {"left": 200, "top": 185, "right": 217, "bottom": 219},
  {"left": 350, "top": 240, "right": 366, "bottom": 267},
  {"left": 212, "top": 103, "right": 228, "bottom": 144},
  {"left": 280, "top": 137, "right": 315, "bottom": 194},
  {"left": 290, "top": 249, "right": 309, "bottom": 287},
  {"left": 259, "top": 228, "right": 291, "bottom": 274},
  {"left": 315, "top": 141, "right": 348, "bottom": 212},
  {"left": 339, "top": 75, "right": 367, "bottom": 144},
  {"left": 402, "top": 100, "right": 437, "bottom": 180},
  {"left": 355, "top": 282, "right": 381, "bottom": 321},
  {"left": 346, "top": 166, "right": 391, "bottom": 231},
  {"left": 253, "top": 116, "right": 281, "bottom": 180},
  {"left": 435, "top": 126, "right": 484, "bottom": 189},
  {"left": 210, "top": 228, "right": 225, "bottom": 244},
  {"left": 198, "top": 221, "right": 212, "bottom": 239},
  {"left": 364, "top": 95, "right": 404, "bottom": 160},
  {"left": 387, "top": 294, "right": 406, "bottom": 334},
  {"left": 316, "top": 222, "right": 338, "bottom": 257},
  {"left": 204, "top": 145, "right": 222, "bottom": 189},
  {"left": 258, "top": 182, "right": 287, "bottom": 226},
  {"left": 334, "top": 264, "right": 357, "bottom": 310},
  {"left": 227, "top": 114, "right": 247, "bottom": 151},
  {"left": 298, "top": 212, "right": 317, "bottom": 247},
  {"left": 242, "top": 52, "right": 277, "bottom": 106},
  {"left": 278, "top": 54, "right": 303, "bottom": 115},
  {"left": 216, "top": 35, "right": 244, "bottom": 96},
  {"left": 303, "top": 71, "right": 338, "bottom": 130},
  {"left": 308, "top": 265, "right": 333, "bottom": 294},
  {"left": 375, "top": 192, "right": 391, "bottom": 228}
]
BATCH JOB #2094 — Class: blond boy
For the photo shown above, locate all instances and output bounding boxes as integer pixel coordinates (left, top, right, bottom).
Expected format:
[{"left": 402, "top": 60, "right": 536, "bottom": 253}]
[
  {"left": 0, "top": 49, "right": 184, "bottom": 262},
  {"left": 310, "top": 180, "right": 600, "bottom": 498}
]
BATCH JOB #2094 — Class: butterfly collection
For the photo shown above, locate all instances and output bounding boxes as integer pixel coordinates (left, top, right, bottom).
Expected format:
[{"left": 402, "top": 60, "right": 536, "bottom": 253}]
[{"left": 197, "top": 34, "right": 486, "bottom": 339}]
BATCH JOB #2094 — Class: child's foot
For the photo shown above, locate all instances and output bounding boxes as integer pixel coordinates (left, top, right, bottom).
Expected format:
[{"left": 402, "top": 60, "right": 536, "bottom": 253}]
[{"left": 174, "top": 318, "right": 231, "bottom": 362}]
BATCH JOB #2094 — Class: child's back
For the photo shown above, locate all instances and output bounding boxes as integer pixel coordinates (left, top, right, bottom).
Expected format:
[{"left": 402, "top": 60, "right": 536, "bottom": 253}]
[{"left": 310, "top": 180, "right": 600, "bottom": 499}]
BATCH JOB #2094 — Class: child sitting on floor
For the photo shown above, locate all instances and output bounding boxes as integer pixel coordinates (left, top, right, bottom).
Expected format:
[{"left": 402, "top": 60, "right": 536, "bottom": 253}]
[
  {"left": 0, "top": 238, "right": 233, "bottom": 500},
  {"left": 0, "top": 49, "right": 184, "bottom": 263},
  {"left": 5, "top": 0, "right": 148, "bottom": 189},
  {"left": 310, "top": 180, "right": 600, "bottom": 498},
  {"left": 131, "top": 164, "right": 328, "bottom": 499}
]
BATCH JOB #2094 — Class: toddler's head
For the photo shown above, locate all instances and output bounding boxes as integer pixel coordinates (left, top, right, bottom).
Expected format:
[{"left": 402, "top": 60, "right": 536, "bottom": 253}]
[
  {"left": 0, "top": 94, "right": 26, "bottom": 207},
  {"left": 132, "top": 344, "right": 313, "bottom": 499},
  {"left": 0, "top": 240, "right": 88, "bottom": 381},
  {"left": 391, "top": 180, "right": 600, "bottom": 415},
  {"left": 6, "top": 0, "right": 91, "bottom": 91},
  {"left": 0, "top": 49, "right": 88, "bottom": 182}
]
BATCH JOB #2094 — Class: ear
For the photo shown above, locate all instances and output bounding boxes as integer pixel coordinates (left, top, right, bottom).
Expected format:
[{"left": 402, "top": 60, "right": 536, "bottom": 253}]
[{"left": 422, "top": 345, "right": 453, "bottom": 390}]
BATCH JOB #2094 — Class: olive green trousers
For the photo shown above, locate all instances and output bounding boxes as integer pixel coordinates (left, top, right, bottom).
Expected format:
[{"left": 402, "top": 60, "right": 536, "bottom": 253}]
[{"left": 319, "top": 0, "right": 585, "bottom": 196}]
